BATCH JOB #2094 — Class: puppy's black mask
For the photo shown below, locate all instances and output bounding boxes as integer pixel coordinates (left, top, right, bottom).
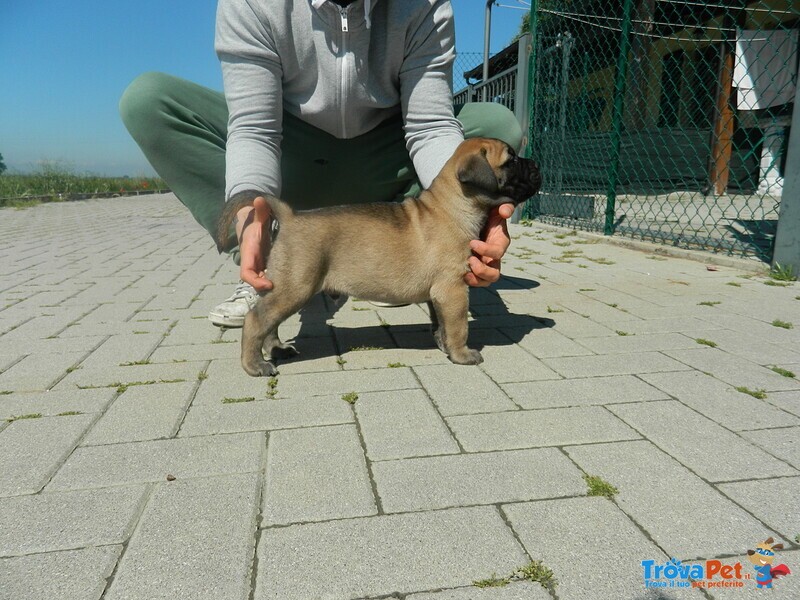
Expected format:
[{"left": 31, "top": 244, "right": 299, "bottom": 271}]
[{"left": 457, "top": 144, "right": 542, "bottom": 206}]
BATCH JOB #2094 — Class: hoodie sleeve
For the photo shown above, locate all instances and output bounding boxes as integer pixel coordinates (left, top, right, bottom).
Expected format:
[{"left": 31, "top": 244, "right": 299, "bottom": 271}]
[
  {"left": 215, "top": 0, "right": 283, "bottom": 201},
  {"left": 399, "top": 0, "right": 464, "bottom": 189}
]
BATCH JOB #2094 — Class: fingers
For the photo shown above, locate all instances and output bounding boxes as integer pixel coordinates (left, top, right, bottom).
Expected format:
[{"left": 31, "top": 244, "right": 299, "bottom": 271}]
[
  {"left": 497, "top": 203, "right": 515, "bottom": 220},
  {"left": 465, "top": 255, "right": 500, "bottom": 288},
  {"left": 469, "top": 239, "right": 505, "bottom": 261},
  {"left": 253, "top": 196, "right": 270, "bottom": 226},
  {"left": 240, "top": 267, "right": 273, "bottom": 293}
]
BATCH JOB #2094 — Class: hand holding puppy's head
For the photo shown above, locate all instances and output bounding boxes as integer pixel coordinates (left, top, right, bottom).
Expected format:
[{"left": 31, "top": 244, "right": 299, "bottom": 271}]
[{"left": 455, "top": 138, "right": 541, "bottom": 207}]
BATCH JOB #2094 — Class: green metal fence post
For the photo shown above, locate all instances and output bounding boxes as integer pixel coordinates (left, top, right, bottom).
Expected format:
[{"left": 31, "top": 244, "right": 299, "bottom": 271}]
[
  {"left": 772, "top": 57, "right": 800, "bottom": 275},
  {"left": 604, "top": 0, "right": 635, "bottom": 236},
  {"left": 522, "top": 0, "right": 539, "bottom": 220}
]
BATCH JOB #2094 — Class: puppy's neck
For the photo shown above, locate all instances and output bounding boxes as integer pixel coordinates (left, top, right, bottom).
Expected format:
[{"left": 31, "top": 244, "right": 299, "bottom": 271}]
[{"left": 420, "top": 184, "right": 488, "bottom": 240}]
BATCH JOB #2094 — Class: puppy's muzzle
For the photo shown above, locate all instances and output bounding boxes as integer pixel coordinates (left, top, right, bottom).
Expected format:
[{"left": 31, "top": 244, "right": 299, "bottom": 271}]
[{"left": 508, "top": 157, "right": 542, "bottom": 204}]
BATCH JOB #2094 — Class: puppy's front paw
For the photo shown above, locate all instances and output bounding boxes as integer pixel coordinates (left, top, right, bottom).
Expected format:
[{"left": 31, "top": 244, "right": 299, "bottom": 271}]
[
  {"left": 242, "top": 358, "right": 278, "bottom": 377},
  {"left": 448, "top": 348, "right": 483, "bottom": 365},
  {"left": 270, "top": 343, "right": 299, "bottom": 360}
]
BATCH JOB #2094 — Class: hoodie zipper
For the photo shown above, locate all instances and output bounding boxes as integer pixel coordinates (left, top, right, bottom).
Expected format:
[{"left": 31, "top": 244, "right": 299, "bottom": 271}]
[{"left": 339, "top": 5, "right": 350, "bottom": 137}]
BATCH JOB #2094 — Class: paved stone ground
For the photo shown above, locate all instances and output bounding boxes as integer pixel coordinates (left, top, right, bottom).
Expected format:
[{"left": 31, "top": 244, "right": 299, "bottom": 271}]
[{"left": 1, "top": 193, "right": 799, "bottom": 600}]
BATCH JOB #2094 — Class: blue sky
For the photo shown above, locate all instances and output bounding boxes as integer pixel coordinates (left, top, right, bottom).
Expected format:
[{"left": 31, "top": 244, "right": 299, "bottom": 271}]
[{"left": 0, "top": 1, "right": 526, "bottom": 177}]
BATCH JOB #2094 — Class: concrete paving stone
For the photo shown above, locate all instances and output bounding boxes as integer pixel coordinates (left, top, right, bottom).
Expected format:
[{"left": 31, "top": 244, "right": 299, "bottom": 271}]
[
  {"left": 148, "top": 341, "right": 240, "bottom": 363},
  {"left": 502, "top": 326, "right": 595, "bottom": 358},
  {"left": 373, "top": 304, "right": 431, "bottom": 327},
  {"left": 698, "top": 312, "right": 800, "bottom": 345},
  {"left": 767, "top": 390, "right": 800, "bottom": 418},
  {"left": 640, "top": 371, "right": 800, "bottom": 431},
  {"left": 557, "top": 297, "right": 646, "bottom": 324},
  {"left": 158, "top": 318, "right": 222, "bottom": 346},
  {"left": 54, "top": 360, "right": 203, "bottom": 391},
  {"left": 276, "top": 366, "right": 421, "bottom": 398},
  {"left": 256, "top": 506, "right": 528, "bottom": 599},
  {"left": 0, "top": 387, "right": 114, "bottom": 420},
  {"left": 593, "top": 315, "right": 723, "bottom": 335},
  {"left": 608, "top": 400, "right": 798, "bottom": 482},
  {"left": 6, "top": 334, "right": 106, "bottom": 356},
  {"left": 105, "top": 473, "right": 259, "bottom": 600},
  {"left": 263, "top": 424, "right": 376, "bottom": 525},
  {"left": 354, "top": 389, "right": 459, "bottom": 460},
  {"left": 504, "top": 497, "right": 702, "bottom": 600},
  {"left": 373, "top": 447, "right": 586, "bottom": 513},
  {"left": 0, "top": 312, "right": 86, "bottom": 342},
  {"left": 0, "top": 545, "right": 122, "bottom": 600},
  {"left": 706, "top": 550, "right": 800, "bottom": 599},
  {"left": 740, "top": 427, "right": 800, "bottom": 469},
  {"left": 332, "top": 324, "right": 396, "bottom": 354},
  {"left": 477, "top": 344, "right": 561, "bottom": 384},
  {"left": 0, "top": 486, "right": 148, "bottom": 556},
  {"left": 57, "top": 319, "right": 173, "bottom": 339},
  {"left": 717, "top": 477, "right": 800, "bottom": 541},
  {"left": 413, "top": 363, "right": 518, "bottom": 415},
  {"left": 81, "top": 381, "right": 196, "bottom": 445},
  {"left": 47, "top": 432, "right": 264, "bottom": 491},
  {"left": 341, "top": 347, "right": 450, "bottom": 370},
  {"left": 664, "top": 348, "right": 800, "bottom": 392},
  {"left": 541, "top": 351, "right": 690, "bottom": 379},
  {"left": 406, "top": 582, "right": 549, "bottom": 600},
  {"left": 0, "top": 414, "right": 95, "bottom": 496},
  {"left": 191, "top": 359, "right": 286, "bottom": 405},
  {"left": 447, "top": 406, "right": 640, "bottom": 452},
  {"left": 179, "top": 395, "right": 353, "bottom": 437},
  {"left": 0, "top": 351, "right": 86, "bottom": 392},
  {"left": 78, "top": 333, "right": 162, "bottom": 369},
  {"left": 686, "top": 328, "right": 800, "bottom": 366},
  {"left": 78, "top": 301, "right": 148, "bottom": 325},
  {"left": 502, "top": 374, "right": 669, "bottom": 409},
  {"left": 565, "top": 440, "right": 784, "bottom": 558},
  {"left": 575, "top": 332, "right": 700, "bottom": 354}
]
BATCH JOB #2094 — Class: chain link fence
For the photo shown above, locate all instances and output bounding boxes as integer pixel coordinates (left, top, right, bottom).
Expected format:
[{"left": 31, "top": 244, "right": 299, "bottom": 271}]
[{"left": 521, "top": 0, "right": 799, "bottom": 262}]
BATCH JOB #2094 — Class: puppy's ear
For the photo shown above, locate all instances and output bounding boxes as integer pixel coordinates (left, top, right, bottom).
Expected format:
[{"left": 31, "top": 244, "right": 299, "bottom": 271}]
[{"left": 457, "top": 150, "right": 498, "bottom": 193}]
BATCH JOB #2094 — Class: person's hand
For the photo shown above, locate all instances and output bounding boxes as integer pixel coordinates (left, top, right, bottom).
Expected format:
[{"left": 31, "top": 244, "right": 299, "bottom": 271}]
[
  {"left": 464, "top": 203, "right": 514, "bottom": 287},
  {"left": 236, "top": 196, "right": 273, "bottom": 293}
]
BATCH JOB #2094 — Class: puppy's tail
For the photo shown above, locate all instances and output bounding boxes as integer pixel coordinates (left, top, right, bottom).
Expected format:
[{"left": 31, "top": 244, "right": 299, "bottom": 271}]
[{"left": 215, "top": 193, "right": 294, "bottom": 253}]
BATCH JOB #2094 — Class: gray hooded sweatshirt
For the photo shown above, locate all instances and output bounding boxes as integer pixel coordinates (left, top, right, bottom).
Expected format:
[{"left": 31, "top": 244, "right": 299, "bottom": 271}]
[{"left": 215, "top": 0, "right": 464, "bottom": 201}]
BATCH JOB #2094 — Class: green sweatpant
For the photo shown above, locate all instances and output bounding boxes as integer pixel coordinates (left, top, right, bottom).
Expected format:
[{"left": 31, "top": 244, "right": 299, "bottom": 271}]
[{"left": 119, "top": 72, "right": 522, "bottom": 249}]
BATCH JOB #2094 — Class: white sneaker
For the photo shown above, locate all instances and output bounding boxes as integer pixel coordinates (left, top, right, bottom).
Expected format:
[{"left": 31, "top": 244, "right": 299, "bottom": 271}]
[
  {"left": 208, "top": 281, "right": 258, "bottom": 328},
  {"left": 368, "top": 300, "right": 411, "bottom": 308}
]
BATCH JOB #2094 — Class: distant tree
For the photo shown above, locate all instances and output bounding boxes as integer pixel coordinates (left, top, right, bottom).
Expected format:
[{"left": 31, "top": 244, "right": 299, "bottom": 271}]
[{"left": 0, "top": 153, "right": 6, "bottom": 175}]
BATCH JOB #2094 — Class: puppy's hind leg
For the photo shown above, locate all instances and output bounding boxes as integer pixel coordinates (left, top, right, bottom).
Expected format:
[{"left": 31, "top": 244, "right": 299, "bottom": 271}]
[{"left": 430, "top": 283, "right": 482, "bottom": 365}]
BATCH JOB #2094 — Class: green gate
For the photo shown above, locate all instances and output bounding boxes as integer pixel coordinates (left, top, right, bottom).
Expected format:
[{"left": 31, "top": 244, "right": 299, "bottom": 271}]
[{"left": 523, "top": 0, "right": 799, "bottom": 262}]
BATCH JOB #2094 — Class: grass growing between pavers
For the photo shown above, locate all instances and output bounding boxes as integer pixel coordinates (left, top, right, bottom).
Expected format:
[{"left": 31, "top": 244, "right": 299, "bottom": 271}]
[
  {"left": 119, "top": 360, "right": 151, "bottom": 366},
  {"left": 616, "top": 331, "right": 632, "bottom": 336},
  {"left": 698, "top": 301, "right": 721, "bottom": 307},
  {"left": 387, "top": 363, "right": 406, "bottom": 368},
  {"left": 341, "top": 392, "right": 358, "bottom": 405},
  {"left": 735, "top": 386, "right": 767, "bottom": 399},
  {"left": 473, "top": 561, "right": 557, "bottom": 591},
  {"left": 6, "top": 413, "right": 42, "bottom": 422},
  {"left": 77, "top": 379, "right": 187, "bottom": 394},
  {"left": 772, "top": 319, "right": 794, "bottom": 329},
  {"left": 267, "top": 377, "right": 279, "bottom": 398},
  {"left": 695, "top": 338, "right": 718, "bottom": 348},
  {"left": 764, "top": 279, "right": 791, "bottom": 287},
  {"left": 770, "top": 263, "right": 797, "bottom": 282},
  {"left": 584, "top": 474, "right": 619, "bottom": 498},
  {"left": 770, "top": 366, "right": 796, "bottom": 378},
  {"left": 222, "top": 396, "right": 256, "bottom": 404},
  {"left": 57, "top": 411, "right": 82, "bottom": 416}
]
